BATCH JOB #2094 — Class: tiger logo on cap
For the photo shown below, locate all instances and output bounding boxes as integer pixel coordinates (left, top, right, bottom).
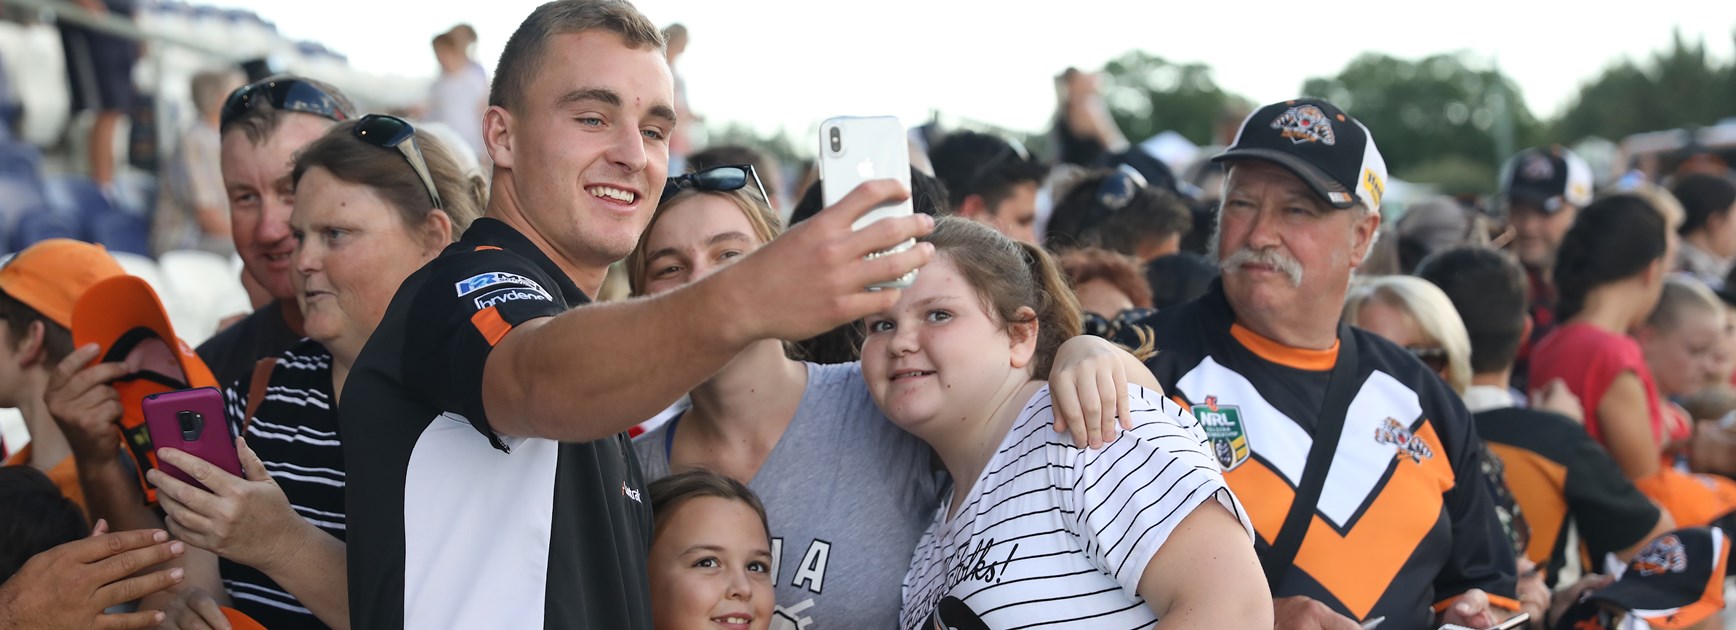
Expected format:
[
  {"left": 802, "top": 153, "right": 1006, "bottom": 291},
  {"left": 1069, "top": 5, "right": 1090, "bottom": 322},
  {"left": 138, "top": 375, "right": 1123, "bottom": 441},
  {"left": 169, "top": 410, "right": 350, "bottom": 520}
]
[
  {"left": 1632, "top": 534, "right": 1688, "bottom": 577},
  {"left": 1270, "top": 104, "right": 1337, "bottom": 146}
]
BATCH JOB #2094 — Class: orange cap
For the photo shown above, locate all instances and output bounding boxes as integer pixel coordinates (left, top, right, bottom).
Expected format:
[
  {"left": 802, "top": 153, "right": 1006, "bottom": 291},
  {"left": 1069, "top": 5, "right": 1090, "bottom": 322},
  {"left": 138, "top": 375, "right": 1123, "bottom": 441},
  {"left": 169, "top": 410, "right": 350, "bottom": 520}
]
[
  {"left": 0, "top": 239, "right": 126, "bottom": 328},
  {"left": 71, "top": 275, "right": 219, "bottom": 503}
]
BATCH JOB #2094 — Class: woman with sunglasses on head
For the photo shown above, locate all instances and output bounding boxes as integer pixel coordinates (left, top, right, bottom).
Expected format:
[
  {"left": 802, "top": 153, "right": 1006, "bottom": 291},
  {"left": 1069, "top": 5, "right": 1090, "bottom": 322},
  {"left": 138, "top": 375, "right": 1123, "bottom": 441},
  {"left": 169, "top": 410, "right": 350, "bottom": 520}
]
[
  {"left": 864, "top": 217, "right": 1268, "bottom": 629},
  {"left": 627, "top": 164, "right": 1156, "bottom": 629},
  {"left": 146, "top": 115, "right": 482, "bottom": 630}
]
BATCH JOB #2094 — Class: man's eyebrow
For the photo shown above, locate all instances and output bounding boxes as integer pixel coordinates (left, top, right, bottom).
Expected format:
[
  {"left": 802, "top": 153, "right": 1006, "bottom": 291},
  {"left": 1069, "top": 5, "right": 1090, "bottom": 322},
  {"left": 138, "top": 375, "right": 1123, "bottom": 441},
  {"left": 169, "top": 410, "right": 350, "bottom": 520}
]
[{"left": 557, "top": 87, "right": 623, "bottom": 109}]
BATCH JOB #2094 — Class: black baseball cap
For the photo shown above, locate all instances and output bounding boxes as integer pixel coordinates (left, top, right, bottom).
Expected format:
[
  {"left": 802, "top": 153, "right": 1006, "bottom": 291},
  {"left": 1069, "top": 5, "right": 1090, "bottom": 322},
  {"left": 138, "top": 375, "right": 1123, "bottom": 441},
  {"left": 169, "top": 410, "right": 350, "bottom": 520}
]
[
  {"left": 1211, "top": 98, "right": 1388, "bottom": 213},
  {"left": 1554, "top": 527, "right": 1728, "bottom": 629},
  {"left": 1499, "top": 145, "right": 1593, "bottom": 214}
]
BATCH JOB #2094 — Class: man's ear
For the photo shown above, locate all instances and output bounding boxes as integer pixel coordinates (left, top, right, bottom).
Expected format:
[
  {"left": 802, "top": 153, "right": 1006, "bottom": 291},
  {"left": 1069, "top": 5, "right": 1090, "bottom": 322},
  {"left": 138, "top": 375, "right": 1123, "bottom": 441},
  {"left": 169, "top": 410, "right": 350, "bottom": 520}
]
[
  {"left": 1350, "top": 210, "right": 1382, "bottom": 267},
  {"left": 1007, "top": 306, "right": 1039, "bottom": 370},
  {"left": 483, "top": 105, "right": 514, "bottom": 170},
  {"left": 958, "top": 194, "right": 990, "bottom": 221}
]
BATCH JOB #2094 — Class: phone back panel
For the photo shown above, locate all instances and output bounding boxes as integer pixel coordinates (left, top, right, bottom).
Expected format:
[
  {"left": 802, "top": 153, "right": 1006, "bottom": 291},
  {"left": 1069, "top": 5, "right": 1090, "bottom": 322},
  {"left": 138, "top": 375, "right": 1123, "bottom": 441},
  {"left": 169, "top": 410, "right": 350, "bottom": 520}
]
[
  {"left": 142, "top": 387, "right": 242, "bottom": 490},
  {"left": 818, "top": 116, "right": 915, "bottom": 231},
  {"left": 819, "top": 115, "right": 917, "bottom": 288}
]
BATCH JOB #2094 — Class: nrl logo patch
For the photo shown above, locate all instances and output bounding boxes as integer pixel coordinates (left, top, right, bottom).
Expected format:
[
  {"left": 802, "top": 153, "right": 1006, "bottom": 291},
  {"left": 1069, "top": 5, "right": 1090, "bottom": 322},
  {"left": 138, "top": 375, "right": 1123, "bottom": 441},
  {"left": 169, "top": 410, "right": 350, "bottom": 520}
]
[
  {"left": 1192, "top": 396, "right": 1250, "bottom": 471},
  {"left": 1270, "top": 104, "right": 1337, "bottom": 146},
  {"left": 1374, "top": 418, "right": 1433, "bottom": 463}
]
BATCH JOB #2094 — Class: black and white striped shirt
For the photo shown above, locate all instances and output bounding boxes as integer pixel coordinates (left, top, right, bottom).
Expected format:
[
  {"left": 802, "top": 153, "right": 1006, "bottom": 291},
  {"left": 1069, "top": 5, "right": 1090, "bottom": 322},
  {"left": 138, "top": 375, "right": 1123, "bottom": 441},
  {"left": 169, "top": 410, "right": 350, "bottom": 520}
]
[
  {"left": 221, "top": 339, "right": 345, "bottom": 629},
  {"left": 899, "top": 384, "right": 1252, "bottom": 630}
]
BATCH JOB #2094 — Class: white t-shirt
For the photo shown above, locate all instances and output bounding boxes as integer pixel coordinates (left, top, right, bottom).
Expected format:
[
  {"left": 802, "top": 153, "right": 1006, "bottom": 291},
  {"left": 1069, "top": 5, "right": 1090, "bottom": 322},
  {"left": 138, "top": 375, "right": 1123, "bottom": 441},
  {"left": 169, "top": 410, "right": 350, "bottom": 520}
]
[{"left": 899, "top": 384, "right": 1253, "bottom": 629}]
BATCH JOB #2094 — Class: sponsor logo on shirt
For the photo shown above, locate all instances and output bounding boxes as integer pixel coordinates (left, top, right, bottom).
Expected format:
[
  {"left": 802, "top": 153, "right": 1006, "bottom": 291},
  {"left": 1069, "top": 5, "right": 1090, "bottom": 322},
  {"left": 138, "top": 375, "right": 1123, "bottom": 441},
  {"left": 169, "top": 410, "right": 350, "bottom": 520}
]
[
  {"left": 454, "top": 271, "right": 552, "bottom": 300},
  {"left": 473, "top": 287, "right": 552, "bottom": 309},
  {"left": 1192, "top": 396, "right": 1250, "bottom": 471},
  {"left": 1374, "top": 417, "right": 1434, "bottom": 463},
  {"left": 621, "top": 481, "right": 642, "bottom": 504}
]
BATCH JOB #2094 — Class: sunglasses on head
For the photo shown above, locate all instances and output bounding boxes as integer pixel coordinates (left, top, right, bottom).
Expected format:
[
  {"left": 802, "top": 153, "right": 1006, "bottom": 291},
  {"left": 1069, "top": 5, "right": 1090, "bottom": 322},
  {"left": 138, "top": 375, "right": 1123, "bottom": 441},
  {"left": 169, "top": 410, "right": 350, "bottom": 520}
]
[
  {"left": 220, "top": 78, "right": 350, "bottom": 130},
  {"left": 662, "top": 164, "right": 770, "bottom": 207},
  {"left": 1082, "top": 164, "right": 1150, "bottom": 229},
  {"left": 354, "top": 114, "right": 444, "bottom": 210}
]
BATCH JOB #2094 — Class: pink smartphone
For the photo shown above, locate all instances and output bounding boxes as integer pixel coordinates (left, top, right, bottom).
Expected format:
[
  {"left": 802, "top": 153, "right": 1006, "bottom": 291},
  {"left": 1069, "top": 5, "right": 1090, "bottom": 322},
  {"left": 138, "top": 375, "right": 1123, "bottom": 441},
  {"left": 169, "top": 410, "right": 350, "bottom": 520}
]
[{"left": 142, "top": 387, "right": 242, "bottom": 491}]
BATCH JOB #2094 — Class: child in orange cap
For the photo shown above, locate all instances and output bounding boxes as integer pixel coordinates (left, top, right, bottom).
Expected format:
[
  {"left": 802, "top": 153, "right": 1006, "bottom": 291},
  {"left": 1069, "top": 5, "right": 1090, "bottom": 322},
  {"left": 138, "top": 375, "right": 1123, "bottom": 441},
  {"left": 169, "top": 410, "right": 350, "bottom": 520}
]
[{"left": 0, "top": 239, "right": 128, "bottom": 511}]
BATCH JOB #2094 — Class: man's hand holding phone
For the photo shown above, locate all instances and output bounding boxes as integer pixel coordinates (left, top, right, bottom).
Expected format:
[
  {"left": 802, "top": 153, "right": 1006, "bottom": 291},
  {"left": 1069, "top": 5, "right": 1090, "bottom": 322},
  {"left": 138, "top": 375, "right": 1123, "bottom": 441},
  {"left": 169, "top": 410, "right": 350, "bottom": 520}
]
[
  {"left": 711, "top": 178, "right": 934, "bottom": 345},
  {"left": 148, "top": 437, "right": 307, "bottom": 574}
]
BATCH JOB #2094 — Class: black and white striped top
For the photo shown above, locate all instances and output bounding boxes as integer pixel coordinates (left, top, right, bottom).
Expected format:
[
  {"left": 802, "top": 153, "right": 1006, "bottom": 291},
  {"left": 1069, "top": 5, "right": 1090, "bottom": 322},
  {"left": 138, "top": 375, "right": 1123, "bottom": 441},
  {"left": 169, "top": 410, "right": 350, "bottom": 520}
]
[
  {"left": 899, "top": 384, "right": 1253, "bottom": 630},
  {"left": 220, "top": 339, "right": 345, "bottom": 629}
]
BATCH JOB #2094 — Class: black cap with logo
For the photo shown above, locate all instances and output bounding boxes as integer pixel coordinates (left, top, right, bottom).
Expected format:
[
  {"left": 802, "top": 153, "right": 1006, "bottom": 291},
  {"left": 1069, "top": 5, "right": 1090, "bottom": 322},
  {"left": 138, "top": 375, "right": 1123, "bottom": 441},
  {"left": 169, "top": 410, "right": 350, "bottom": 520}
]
[{"left": 1211, "top": 98, "right": 1388, "bottom": 213}]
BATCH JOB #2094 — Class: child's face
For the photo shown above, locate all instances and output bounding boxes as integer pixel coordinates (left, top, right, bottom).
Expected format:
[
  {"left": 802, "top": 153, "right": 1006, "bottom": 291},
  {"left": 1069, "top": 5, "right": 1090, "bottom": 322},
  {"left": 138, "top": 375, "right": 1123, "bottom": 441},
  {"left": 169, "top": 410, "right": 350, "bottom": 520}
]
[
  {"left": 649, "top": 497, "right": 774, "bottom": 630},
  {"left": 861, "top": 256, "right": 1035, "bottom": 434}
]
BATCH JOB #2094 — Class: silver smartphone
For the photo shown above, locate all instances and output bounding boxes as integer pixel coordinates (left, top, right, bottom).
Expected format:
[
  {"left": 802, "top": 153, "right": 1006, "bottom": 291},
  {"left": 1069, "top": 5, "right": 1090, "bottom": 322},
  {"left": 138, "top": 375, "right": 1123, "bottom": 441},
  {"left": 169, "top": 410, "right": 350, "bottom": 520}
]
[{"left": 818, "top": 115, "right": 917, "bottom": 289}]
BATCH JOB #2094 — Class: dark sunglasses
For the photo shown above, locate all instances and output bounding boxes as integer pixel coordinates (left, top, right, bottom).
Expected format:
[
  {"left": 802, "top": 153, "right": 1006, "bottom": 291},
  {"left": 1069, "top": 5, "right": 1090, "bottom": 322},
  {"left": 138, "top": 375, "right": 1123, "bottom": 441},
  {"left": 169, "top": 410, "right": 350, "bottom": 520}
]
[
  {"left": 1406, "top": 346, "right": 1449, "bottom": 373},
  {"left": 662, "top": 164, "right": 770, "bottom": 207},
  {"left": 220, "top": 78, "right": 350, "bottom": 130},
  {"left": 354, "top": 115, "right": 443, "bottom": 210}
]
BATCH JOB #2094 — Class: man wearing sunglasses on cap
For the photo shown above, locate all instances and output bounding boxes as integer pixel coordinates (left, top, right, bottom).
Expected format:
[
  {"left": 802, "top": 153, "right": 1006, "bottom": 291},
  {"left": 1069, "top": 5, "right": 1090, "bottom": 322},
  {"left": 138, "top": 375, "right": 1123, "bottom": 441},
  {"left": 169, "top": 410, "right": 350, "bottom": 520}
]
[
  {"left": 338, "top": 1, "right": 932, "bottom": 629},
  {"left": 197, "top": 76, "right": 355, "bottom": 391}
]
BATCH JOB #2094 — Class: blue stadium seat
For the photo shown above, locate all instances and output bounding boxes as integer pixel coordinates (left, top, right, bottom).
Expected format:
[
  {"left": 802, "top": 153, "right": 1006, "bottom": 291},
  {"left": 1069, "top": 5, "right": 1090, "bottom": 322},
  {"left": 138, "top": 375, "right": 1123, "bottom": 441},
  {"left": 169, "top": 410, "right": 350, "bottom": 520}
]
[
  {"left": 9, "top": 211, "right": 83, "bottom": 252},
  {"left": 43, "top": 173, "right": 116, "bottom": 219},
  {"left": 86, "top": 210, "right": 151, "bottom": 257},
  {"left": 0, "top": 141, "right": 39, "bottom": 181},
  {"left": 0, "top": 171, "right": 49, "bottom": 252}
]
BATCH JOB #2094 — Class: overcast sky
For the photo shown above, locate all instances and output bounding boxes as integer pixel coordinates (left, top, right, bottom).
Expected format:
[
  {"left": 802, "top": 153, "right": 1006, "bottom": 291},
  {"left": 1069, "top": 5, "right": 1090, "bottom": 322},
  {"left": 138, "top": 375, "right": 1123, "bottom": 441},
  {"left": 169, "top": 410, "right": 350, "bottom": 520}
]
[{"left": 216, "top": 0, "right": 1736, "bottom": 143}]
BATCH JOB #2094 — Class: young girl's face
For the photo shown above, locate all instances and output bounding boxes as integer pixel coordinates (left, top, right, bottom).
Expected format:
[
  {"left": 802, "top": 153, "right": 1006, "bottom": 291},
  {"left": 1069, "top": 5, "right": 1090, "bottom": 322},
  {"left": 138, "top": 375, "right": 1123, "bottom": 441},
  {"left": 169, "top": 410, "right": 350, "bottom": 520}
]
[
  {"left": 648, "top": 497, "right": 774, "bottom": 630},
  {"left": 862, "top": 256, "right": 1036, "bottom": 434}
]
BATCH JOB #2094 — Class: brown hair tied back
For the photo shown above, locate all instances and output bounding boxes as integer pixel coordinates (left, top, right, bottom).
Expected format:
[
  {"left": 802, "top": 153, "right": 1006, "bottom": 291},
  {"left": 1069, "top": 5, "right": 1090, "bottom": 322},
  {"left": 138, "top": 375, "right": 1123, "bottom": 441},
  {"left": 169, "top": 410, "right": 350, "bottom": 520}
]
[{"left": 921, "top": 217, "right": 1083, "bottom": 378}]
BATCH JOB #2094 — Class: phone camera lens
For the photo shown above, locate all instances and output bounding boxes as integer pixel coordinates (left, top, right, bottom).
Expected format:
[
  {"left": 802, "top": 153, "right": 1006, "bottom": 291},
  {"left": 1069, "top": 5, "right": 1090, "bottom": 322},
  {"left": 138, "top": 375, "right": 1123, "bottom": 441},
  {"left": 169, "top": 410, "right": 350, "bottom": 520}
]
[
  {"left": 177, "top": 410, "right": 203, "bottom": 440},
  {"left": 829, "top": 127, "right": 842, "bottom": 154}
]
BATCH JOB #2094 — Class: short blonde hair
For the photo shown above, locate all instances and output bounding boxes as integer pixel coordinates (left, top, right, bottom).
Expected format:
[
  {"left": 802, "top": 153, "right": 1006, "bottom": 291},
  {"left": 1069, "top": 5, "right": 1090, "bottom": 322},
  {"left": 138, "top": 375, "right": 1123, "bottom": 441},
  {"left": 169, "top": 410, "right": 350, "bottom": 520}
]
[
  {"left": 1647, "top": 276, "right": 1724, "bottom": 332},
  {"left": 1344, "top": 275, "right": 1473, "bottom": 395}
]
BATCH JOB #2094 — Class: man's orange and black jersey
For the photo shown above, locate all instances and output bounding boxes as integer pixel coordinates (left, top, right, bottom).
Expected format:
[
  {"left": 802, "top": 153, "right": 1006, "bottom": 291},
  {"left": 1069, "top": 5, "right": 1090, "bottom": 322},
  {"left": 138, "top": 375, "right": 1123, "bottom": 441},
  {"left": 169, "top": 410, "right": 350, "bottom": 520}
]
[
  {"left": 1134, "top": 282, "right": 1517, "bottom": 627},
  {"left": 1475, "top": 407, "right": 1662, "bottom": 588}
]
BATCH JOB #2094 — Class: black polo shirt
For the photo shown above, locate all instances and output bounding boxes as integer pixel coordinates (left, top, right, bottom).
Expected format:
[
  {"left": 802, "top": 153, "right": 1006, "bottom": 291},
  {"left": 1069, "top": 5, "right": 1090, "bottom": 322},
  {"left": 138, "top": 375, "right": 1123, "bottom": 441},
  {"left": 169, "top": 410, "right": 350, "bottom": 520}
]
[
  {"left": 196, "top": 300, "right": 301, "bottom": 390},
  {"left": 340, "top": 218, "right": 652, "bottom": 629}
]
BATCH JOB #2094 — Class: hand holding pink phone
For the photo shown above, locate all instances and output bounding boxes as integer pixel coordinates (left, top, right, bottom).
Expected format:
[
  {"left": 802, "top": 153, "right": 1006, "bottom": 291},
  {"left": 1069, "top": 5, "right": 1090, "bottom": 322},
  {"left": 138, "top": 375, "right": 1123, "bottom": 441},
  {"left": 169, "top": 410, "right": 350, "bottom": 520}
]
[{"left": 142, "top": 387, "right": 243, "bottom": 492}]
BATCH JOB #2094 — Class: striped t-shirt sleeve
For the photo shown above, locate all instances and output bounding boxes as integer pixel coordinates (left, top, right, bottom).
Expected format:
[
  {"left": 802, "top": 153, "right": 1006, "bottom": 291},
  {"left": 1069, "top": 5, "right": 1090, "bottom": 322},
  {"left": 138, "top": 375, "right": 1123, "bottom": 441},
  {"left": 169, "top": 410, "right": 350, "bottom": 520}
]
[{"left": 1064, "top": 386, "right": 1254, "bottom": 595}]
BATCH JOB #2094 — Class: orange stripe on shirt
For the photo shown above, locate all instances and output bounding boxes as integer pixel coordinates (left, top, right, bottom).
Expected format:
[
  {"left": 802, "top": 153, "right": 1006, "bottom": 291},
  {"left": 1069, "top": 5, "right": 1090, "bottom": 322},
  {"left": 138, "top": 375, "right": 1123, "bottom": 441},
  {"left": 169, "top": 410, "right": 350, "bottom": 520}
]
[
  {"left": 474, "top": 245, "right": 502, "bottom": 251},
  {"left": 1230, "top": 323, "right": 1338, "bottom": 371},
  {"left": 471, "top": 306, "right": 513, "bottom": 346}
]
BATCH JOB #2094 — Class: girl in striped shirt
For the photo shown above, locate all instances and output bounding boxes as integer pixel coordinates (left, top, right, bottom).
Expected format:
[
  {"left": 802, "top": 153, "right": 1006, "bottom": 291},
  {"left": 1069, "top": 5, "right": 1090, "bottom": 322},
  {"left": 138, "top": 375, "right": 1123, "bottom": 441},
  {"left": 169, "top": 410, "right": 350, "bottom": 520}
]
[{"left": 862, "top": 217, "right": 1271, "bottom": 629}]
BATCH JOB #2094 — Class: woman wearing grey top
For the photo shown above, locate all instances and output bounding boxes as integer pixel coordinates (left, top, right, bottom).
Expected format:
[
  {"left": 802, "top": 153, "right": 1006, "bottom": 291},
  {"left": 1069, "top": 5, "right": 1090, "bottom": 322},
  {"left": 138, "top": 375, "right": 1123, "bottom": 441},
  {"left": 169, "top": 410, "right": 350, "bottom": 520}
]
[{"left": 626, "top": 166, "right": 1152, "bottom": 629}]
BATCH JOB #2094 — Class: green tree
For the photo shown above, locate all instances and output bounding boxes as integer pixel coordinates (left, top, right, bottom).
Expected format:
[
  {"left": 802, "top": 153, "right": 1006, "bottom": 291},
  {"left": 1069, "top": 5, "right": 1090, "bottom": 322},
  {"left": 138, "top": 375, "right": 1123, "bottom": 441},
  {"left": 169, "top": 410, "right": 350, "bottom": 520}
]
[
  {"left": 704, "top": 121, "right": 806, "bottom": 168},
  {"left": 1552, "top": 30, "right": 1736, "bottom": 143},
  {"left": 1099, "top": 51, "right": 1245, "bottom": 147},
  {"left": 1300, "top": 52, "right": 1543, "bottom": 191}
]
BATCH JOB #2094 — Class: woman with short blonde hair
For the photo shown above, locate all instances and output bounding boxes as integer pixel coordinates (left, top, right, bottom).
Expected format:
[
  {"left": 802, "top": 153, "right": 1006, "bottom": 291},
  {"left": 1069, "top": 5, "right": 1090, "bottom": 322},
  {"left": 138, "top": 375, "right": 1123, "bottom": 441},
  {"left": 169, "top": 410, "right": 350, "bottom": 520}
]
[{"left": 1345, "top": 275, "right": 1474, "bottom": 395}]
